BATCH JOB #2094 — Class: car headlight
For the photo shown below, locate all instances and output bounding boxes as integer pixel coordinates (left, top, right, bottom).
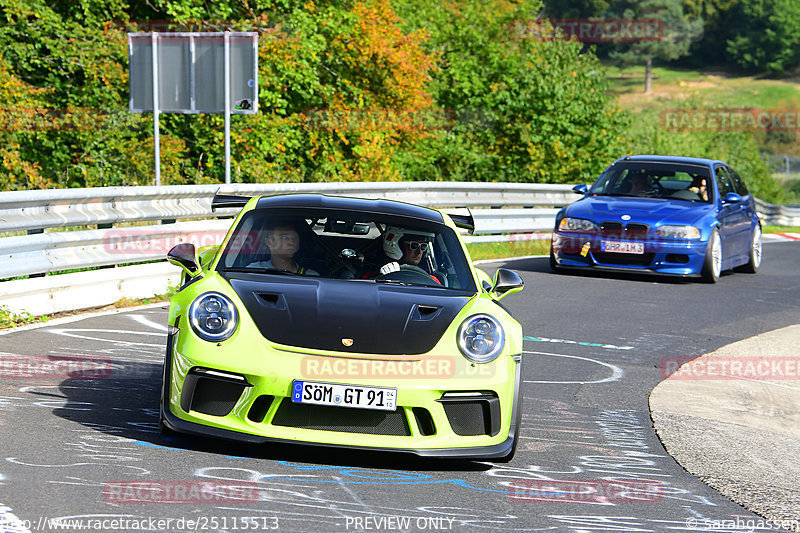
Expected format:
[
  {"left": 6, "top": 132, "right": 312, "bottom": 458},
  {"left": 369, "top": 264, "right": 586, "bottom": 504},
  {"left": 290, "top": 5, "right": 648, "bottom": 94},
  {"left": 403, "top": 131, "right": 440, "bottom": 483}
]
[
  {"left": 558, "top": 217, "right": 598, "bottom": 232},
  {"left": 457, "top": 314, "right": 505, "bottom": 364},
  {"left": 654, "top": 225, "right": 701, "bottom": 239},
  {"left": 189, "top": 292, "right": 239, "bottom": 342}
]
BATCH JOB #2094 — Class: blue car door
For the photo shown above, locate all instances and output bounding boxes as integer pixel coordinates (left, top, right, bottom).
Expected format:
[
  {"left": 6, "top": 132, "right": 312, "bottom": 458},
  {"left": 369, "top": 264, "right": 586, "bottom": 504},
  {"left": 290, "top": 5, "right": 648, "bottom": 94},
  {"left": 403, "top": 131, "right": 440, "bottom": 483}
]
[{"left": 714, "top": 165, "right": 749, "bottom": 261}]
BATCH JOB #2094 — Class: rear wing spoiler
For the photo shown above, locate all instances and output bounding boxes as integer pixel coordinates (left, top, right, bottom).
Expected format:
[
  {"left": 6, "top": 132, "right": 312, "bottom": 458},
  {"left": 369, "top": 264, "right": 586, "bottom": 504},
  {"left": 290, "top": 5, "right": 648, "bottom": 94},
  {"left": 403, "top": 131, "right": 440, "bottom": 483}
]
[
  {"left": 211, "top": 192, "right": 252, "bottom": 211},
  {"left": 446, "top": 210, "right": 474, "bottom": 234}
]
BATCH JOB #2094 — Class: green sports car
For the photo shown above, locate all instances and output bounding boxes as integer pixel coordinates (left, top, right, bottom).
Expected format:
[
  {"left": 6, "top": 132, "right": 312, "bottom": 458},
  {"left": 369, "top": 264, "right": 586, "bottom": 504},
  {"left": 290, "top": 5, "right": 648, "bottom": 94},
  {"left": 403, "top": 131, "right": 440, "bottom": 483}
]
[{"left": 161, "top": 193, "right": 524, "bottom": 460}]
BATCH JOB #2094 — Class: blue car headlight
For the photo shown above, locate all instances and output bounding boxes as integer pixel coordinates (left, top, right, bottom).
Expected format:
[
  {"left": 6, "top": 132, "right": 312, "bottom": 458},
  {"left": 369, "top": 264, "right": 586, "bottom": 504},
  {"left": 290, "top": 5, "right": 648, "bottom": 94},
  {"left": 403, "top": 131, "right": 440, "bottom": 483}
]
[
  {"left": 654, "top": 225, "right": 701, "bottom": 239},
  {"left": 457, "top": 314, "right": 505, "bottom": 364},
  {"left": 558, "top": 217, "right": 598, "bottom": 232},
  {"left": 189, "top": 292, "right": 239, "bottom": 342}
]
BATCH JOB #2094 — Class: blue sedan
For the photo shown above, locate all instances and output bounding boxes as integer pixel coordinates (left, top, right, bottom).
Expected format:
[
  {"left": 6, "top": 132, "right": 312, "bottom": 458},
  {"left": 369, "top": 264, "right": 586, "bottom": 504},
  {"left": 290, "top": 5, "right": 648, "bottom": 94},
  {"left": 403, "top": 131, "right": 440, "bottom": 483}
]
[{"left": 550, "top": 155, "right": 762, "bottom": 282}]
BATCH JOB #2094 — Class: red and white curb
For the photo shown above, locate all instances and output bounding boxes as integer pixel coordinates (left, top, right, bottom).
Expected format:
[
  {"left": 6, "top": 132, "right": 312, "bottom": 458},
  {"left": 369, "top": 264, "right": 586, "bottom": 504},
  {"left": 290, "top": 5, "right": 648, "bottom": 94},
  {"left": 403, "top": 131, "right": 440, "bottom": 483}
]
[{"left": 762, "top": 232, "right": 800, "bottom": 242}]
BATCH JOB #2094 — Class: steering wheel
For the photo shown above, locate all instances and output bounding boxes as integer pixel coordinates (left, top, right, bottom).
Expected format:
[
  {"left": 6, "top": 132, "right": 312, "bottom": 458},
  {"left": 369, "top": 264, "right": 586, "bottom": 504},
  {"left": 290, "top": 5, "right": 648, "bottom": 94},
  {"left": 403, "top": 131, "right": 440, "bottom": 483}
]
[
  {"left": 377, "top": 264, "right": 441, "bottom": 285},
  {"left": 648, "top": 179, "right": 666, "bottom": 196}
]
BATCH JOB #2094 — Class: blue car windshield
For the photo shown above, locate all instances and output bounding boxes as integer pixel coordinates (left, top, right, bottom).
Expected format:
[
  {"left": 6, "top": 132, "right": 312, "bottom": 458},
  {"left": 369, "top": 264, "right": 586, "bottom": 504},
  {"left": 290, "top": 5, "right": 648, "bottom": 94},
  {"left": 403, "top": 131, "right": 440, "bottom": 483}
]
[
  {"left": 217, "top": 208, "right": 477, "bottom": 292},
  {"left": 589, "top": 161, "right": 714, "bottom": 203}
]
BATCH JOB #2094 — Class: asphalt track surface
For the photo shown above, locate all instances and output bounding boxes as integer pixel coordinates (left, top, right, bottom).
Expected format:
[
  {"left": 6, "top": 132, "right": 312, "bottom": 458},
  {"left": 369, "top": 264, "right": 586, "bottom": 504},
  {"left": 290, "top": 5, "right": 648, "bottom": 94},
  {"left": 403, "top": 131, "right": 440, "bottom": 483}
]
[{"left": 0, "top": 242, "right": 798, "bottom": 533}]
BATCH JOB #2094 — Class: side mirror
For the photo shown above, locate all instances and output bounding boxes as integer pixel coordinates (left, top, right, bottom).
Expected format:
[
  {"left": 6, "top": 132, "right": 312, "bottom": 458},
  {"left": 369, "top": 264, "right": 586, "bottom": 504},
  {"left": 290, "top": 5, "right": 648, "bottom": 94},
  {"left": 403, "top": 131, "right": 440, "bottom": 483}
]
[
  {"left": 723, "top": 192, "right": 743, "bottom": 204},
  {"left": 572, "top": 184, "right": 588, "bottom": 195},
  {"left": 167, "top": 243, "right": 201, "bottom": 278},
  {"left": 475, "top": 267, "right": 493, "bottom": 292},
  {"left": 492, "top": 268, "right": 524, "bottom": 300}
]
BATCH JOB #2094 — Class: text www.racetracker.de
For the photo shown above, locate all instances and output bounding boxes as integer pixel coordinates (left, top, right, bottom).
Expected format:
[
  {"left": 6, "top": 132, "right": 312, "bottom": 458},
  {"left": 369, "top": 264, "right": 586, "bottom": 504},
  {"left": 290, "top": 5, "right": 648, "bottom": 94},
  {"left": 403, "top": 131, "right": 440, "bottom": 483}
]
[{"left": 1, "top": 515, "right": 280, "bottom": 531}]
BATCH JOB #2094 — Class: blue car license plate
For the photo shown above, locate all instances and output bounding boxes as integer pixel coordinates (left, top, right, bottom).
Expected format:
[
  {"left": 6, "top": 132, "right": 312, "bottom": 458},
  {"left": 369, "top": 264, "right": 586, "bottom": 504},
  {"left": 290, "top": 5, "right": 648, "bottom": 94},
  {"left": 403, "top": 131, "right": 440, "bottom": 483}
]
[
  {"left": 601, "top": 240, "right": 644, "bottom": 254},
  {"left": 292, "top": 380, "right": 397, "bottom": 411}
]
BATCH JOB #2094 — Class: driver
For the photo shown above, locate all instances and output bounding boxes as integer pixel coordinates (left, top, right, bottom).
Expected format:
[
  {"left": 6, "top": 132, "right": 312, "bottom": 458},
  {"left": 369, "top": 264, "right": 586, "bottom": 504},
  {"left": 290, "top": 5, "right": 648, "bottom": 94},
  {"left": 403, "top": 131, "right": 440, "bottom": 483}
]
[
  {"left": 379, "top": 230, "right": 441, "bottom": 284},
  {"left": 628, "top": 173, "right": 650, "bottom": 195}
]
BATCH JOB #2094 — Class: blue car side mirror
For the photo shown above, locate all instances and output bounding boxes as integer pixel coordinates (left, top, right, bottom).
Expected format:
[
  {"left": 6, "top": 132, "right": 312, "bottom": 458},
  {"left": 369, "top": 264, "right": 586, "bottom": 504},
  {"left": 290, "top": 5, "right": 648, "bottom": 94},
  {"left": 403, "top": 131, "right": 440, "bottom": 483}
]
[
  {"left": 572, "top": 184, "right": 588, "bottom": 195},
  {"left": 723, "top": 192, "right": 743, "bottom": 204}
]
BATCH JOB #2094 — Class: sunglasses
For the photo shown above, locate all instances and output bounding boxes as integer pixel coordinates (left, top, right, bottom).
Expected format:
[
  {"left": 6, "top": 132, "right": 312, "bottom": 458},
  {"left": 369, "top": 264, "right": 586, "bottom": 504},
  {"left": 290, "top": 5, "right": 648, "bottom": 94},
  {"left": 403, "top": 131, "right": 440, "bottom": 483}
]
[{"left": 405, "top": 241, "right": 428, "bottom": 251}]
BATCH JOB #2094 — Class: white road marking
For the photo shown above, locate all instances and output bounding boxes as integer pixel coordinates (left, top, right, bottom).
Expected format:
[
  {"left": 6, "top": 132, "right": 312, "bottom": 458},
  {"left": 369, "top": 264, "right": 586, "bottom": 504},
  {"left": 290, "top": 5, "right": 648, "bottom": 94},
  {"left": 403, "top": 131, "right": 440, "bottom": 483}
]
[
  {"left": 46, "top": 329, "right": 163, "bottom": 348},
  {"left": 126, "top": 314, "right": 169, "bottom": 332},
  {"left": 522, "top": 350, "right": 625, "bottom": 385}
]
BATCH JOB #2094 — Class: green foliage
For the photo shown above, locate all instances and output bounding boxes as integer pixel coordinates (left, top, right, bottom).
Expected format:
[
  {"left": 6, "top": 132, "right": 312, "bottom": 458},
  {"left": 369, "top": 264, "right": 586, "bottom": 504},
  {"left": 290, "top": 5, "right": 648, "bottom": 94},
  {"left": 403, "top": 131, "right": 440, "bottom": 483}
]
[
  {"left": 0, "top": 304, "right": 43, "bottom": 329},
  {"left": 0, "top": 0, "right": 787, "bottom": 198},
  {"left": 725, "top": 0, "right": 800, "bottom": 74},
  {"left": 392, "top": 0, "right": 630, "bottom": 183}
]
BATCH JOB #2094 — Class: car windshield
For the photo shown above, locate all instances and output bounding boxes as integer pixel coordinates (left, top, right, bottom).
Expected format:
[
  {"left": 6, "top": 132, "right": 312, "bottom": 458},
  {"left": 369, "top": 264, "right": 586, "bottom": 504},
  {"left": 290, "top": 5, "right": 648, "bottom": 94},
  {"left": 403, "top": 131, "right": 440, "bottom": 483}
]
[
  {"left": 589, "top": 161, "right": 714, "bottom": 203},
  {"left": 216, "top": 208, "right": 477, "bottom": 291}
]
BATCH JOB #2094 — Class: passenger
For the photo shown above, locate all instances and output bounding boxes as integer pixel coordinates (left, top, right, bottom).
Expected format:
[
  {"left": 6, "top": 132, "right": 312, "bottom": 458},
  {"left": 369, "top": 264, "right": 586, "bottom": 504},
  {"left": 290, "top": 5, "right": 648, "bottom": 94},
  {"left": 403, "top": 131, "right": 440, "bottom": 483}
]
[
  {"left": 689, "top": 177, "right": 709, "bottom": 201},
  {"left": 248, "top": 223, "right": 319, "bottom": 275}
]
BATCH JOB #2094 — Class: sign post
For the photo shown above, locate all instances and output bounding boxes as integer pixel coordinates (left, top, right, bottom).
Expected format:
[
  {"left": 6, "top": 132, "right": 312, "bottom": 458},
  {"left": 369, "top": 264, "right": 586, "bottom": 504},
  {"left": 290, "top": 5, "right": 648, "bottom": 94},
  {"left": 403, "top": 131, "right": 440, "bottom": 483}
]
[{"left": 128, "top": 32, "right": 258, "bottom": 185}]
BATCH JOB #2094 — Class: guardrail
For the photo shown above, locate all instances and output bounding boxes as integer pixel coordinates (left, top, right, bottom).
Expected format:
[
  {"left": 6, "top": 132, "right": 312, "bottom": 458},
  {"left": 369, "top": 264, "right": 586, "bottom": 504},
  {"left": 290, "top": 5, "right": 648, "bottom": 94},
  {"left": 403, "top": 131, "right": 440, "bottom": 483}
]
[
  {"left": 754, "top": 198, "right": 800, "bottom": 227},
  {"left": 1, "top": 183, "right": 797, "bottom": 316},
  {"left": 0, "top": 182, "right": 573, "bottom": 315}
]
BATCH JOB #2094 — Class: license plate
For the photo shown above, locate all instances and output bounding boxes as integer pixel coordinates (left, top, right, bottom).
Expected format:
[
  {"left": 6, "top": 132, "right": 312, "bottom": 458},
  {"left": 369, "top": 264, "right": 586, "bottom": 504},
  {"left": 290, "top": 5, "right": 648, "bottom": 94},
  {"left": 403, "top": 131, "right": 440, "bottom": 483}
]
[
  {"left": 292, "top": 380, "right": 397, "bottom": 411},
  {"left": 601, "top": 240, "right": 644, "bottom": 254}
]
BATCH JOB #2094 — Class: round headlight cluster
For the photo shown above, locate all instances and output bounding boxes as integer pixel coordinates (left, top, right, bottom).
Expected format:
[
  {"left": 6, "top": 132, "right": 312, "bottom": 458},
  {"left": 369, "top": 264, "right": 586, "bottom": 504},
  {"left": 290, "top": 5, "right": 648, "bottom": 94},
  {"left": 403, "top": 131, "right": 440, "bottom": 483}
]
[
  {"left": 457, "top": 314, "right": 505, "bottom": 364},
  {"left": 189, "top": 292, "right": 239, "bottom": 342}
]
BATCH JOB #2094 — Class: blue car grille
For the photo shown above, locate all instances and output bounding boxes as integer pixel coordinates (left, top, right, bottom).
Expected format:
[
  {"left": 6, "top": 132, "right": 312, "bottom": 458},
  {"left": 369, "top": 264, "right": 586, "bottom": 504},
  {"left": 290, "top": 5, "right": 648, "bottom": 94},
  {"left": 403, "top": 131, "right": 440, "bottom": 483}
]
[{"left": 600, "top": 221, "right": 649, "bottom": 238}]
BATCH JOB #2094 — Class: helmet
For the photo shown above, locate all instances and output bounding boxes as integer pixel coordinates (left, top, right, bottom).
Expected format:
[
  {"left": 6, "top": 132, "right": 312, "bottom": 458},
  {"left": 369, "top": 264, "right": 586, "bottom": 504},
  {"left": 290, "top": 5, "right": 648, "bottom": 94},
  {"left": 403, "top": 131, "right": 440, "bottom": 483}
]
[
  {"left": 382, "top": 227, "right": 405, "bottom": 260},
  {"left": 383, "top": 227, "right": 434, "bottom": 260}
]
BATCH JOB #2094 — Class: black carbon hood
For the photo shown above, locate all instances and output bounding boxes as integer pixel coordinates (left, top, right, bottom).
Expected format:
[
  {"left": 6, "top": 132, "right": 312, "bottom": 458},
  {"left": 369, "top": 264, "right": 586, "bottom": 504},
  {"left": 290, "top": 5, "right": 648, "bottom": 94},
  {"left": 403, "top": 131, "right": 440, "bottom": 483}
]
[{"left": 223, "top": 274, "right": 471, "bottom": 355}]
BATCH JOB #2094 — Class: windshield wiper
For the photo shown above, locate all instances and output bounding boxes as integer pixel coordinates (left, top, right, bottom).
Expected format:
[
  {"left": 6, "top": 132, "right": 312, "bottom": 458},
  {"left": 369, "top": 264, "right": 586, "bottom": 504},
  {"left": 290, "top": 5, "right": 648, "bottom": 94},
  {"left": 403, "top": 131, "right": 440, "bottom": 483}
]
[{"left": 222, "top": 266, "right": 301, "bottom": 276}]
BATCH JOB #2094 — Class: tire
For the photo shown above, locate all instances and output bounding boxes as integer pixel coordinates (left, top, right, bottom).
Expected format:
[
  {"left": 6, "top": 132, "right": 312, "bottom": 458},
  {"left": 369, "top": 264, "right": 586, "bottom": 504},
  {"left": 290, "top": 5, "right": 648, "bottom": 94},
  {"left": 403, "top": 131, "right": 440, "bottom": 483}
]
[
  {"left": 736, "top": 224, "right": 762, "bottom": 274},
  {"left": 159, "top": 334, "right": 177, "bottom": 437},
  {"left": 701, "top": 229, "right": 722, "bottom": 283},
  {"left": 494, "top": 383, "right": 524, "bottom": 463},
  {"left": 549, "top": 243, "right": 560, "bottom": 273}
]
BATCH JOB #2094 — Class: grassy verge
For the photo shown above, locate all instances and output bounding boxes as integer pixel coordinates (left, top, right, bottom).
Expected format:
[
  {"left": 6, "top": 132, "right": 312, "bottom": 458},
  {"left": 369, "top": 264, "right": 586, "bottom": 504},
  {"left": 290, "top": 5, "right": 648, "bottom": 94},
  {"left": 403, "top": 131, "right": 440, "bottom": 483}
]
[
  {"left": 466, "top": 238, "right": 551, "bottom": 261},
  {"left": 763, "top": 225, "right": 800, "bottom": 233},
  {"left": 605, "top": 64, "right": 800, "bottom": 112}
]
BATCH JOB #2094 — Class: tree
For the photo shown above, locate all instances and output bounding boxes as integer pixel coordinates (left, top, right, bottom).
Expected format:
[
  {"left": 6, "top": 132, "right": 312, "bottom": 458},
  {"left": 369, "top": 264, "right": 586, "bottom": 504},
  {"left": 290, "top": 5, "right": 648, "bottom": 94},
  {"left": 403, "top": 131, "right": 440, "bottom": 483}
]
[
  {"left": 392, "top": 0, "right": 629, "bottom": 183},
  {"left": 725, "top": 0, "right": 800, "bottom": 74},
  {"left": 609, "top": 0, "right": 703, "bottom": 93}
]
